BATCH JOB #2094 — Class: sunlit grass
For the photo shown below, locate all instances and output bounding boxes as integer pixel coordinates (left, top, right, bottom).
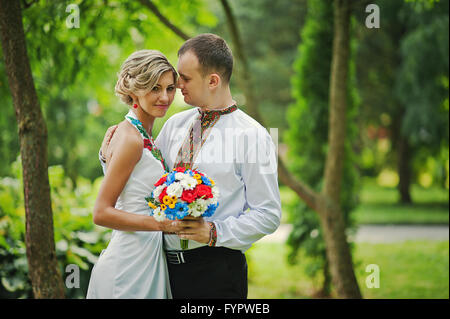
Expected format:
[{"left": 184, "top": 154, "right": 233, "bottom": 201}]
[
  {"left": 354, "top": 240, "right": 449, "bottom": 299},
  {"left": 280, "top": 178, "right": 449, "bottom": 225},
  {"left": 247, "top": 241, "right": 449, "bottom": 299},
  {"left": 352, "top": 178, "right": 449, "bottom": 225}
]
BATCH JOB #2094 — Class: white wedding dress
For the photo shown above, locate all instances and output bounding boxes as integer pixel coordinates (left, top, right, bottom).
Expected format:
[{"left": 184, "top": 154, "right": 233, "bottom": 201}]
[{"left": 86, "top": 110, "right": 171, "bottom": 299}]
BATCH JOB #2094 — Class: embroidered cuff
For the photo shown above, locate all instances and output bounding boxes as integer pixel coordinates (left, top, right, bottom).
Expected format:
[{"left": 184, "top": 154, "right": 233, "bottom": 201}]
[{"left": 208, "top": 222, "right": 217, "bottom": 247}]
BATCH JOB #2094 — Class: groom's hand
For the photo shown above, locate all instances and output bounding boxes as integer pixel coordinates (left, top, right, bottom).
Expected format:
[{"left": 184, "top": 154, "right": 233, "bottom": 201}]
[
  {"left": 176, "top": 216, "right": 210, "bottom": 244},
  {"left": 100, "top": 125, "right": 118, "bottom": 160}
]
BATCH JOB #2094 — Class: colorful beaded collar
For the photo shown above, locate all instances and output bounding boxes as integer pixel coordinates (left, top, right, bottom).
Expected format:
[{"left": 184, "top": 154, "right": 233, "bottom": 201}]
[{"left": 125, "top": 111, "right": 170, "bottom": 172}]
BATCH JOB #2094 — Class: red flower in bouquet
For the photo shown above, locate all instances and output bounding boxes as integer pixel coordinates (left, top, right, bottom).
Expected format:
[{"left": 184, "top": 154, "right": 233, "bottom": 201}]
[
  {"left": 192, "top": 170, "right": 204, "bottom": 176},
  {"left": 174, "top": 167, "right": 187, "bottom": 173},
  {"left": 181, "top": 188, "right": 198, "bottom": 203},
  {"left": 158, "top": 187, "right": 168, "bottom": 203},
  {"left": 154, "top": 175, "right": 167, "bottom": 187},
  {"left": 196, "top": 184, "right": 213, "bottom": 199}
]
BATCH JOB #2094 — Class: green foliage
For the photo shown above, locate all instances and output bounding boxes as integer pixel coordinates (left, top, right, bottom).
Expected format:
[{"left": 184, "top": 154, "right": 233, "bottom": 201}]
[
  {"left": 286, "top": 0, "right": 333, "bottom": 178},
  {"left": 1, "top": 0, "right": 215, "bottom": 182},
  {"left": 0, "top": 158, "right": 110, "bottom": 298},
  {"left": 284, "top": 0, "right": 360, "bottom": 290},
  {"left": 207, "top": 0, "right": 307, "bottom": 133},
  {"left": 396, "top": 0, "right": 449, "bottom": 148},
  {"left": 355, "top": 0, "right": 449, "bottom": 186},
  {"left": 0, "top": 166, "right": 30, "bottom": 298}
]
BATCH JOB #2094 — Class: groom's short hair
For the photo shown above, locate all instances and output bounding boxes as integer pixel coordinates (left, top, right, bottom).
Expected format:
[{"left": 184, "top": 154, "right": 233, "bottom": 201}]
[{"left": 178, "top": 33, "right": 233, "bottom": 83}]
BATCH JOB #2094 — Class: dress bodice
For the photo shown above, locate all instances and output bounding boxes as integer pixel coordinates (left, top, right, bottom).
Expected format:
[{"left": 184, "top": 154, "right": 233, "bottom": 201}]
[
  {"left": 115, "top": 149, "right": 165, "bottom": 215},
  {"left": 108, "top": 110, "right": 167, "bottom": 215}
]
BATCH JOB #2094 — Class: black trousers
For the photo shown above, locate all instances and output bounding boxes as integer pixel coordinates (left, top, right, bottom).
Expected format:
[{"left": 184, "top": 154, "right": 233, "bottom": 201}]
[{"left": 166, "top": 246, "right": 248, "bottom": 299}]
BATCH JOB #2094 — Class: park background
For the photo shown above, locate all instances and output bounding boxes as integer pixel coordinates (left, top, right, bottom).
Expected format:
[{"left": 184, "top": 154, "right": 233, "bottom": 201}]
[{"left": 0, "top": 0, "right": 448, "bottom": 298}]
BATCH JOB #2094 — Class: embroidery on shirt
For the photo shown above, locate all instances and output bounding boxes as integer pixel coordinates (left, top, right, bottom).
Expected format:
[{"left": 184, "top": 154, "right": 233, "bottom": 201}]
[{"left": 174, "top": 105, "right": 238, "bottom": 169}]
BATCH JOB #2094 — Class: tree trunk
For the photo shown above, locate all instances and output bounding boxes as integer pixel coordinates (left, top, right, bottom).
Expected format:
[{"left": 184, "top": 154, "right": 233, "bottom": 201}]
[
  {"left": 397, "top": 134, "right": 413, "bottom": 203},
  {"left": 391, "top": 107, "right": 413, "bottom": 204},
  {"left": 320, "top": 0, "right": 362, "bottom": 298},
  {"left": 0, "top": 0, "right": 65, "bottom": 298},
  {"left": 319, "top": 257, "right": 332, "bottom": 298},
  {"left": 318, "top": 201, "right": 361, "bottom": 298}
]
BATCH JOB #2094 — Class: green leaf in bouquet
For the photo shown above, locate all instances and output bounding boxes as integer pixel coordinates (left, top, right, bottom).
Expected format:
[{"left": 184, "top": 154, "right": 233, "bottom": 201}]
[{"left": 146, "top": 196, "right": 159, "bottom": 207}]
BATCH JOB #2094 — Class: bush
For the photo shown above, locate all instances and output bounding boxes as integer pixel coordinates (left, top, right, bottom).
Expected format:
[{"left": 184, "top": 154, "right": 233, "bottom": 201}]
[{"left": 0, "top": 158, "right": 110, "bottom": 298}]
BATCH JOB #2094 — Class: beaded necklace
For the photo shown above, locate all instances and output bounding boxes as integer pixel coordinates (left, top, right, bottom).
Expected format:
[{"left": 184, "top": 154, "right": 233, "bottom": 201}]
[{"left": 125, "top": 112, "right": 170, "bottom": 172}]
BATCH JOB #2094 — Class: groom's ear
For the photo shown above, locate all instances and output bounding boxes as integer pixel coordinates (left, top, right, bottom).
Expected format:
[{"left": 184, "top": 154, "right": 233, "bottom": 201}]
[{"left": 208, "top": 73, "right": 221, "bottom": 89}]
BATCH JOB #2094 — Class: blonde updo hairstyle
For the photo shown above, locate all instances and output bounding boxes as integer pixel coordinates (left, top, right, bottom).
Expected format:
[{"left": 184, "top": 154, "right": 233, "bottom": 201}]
[{"left": 115, "top": 50, "right": 177, "bottom": 106}]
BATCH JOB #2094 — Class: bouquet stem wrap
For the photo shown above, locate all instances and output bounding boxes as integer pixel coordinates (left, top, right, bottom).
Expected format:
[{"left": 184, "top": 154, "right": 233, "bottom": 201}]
[{"left": 180, "top": 239, "right": 189, "bottom": 250}]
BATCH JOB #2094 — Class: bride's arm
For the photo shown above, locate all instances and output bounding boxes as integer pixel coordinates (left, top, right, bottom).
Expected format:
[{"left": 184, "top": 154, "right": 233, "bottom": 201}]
[{"left": 93, "top": 128, "right": 178, "bottom": 233}]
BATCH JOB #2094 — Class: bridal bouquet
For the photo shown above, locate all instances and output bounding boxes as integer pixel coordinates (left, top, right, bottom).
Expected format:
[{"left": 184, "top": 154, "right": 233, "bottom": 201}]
[{"left": 146, "top": 167, "right": 219, "bottom": 249}]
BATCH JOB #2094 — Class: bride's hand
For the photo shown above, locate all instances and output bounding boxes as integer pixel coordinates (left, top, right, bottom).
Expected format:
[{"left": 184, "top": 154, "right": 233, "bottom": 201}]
[
  {"left": 100, "top": 125, "right": 118, "bottom": 160},
  {"left": 160, "top": 219, "right": 184, "bottom": 234}
]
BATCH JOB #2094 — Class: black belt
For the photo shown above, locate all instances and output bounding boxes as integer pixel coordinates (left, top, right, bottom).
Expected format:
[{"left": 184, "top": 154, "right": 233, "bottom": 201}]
[{"left": 165, "top": 246, "right": 240, "bottom": 265}]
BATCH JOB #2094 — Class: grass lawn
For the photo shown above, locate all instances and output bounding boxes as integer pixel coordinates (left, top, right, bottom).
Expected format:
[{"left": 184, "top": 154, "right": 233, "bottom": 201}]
[
  {"left": 352, "top": 179, "right": 449, "bottom": 225},
  {"left": 247, "top": 241, "right": 449, "bottom": 299},
  {"left": 280, "top": 178, "right": 449, "bottom": 225},
  {"left": 270, "top": 178, "right": 449, "bottom": 299}
]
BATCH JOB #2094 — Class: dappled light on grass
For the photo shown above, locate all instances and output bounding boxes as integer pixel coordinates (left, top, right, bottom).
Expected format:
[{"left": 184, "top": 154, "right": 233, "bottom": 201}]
[{"left": 247, "top": 241, "right": 449, "bottom": 299}]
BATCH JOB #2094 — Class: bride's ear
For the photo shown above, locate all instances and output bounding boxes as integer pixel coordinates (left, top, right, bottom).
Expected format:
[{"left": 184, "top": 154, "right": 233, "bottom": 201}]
[{"left": 129, "top": 93, "right": 138, "bottom": 106}]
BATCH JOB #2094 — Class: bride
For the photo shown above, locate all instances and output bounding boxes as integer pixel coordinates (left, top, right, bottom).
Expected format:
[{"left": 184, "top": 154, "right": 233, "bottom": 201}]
[{"left": 86, "top": 50, "right": 183, "bottom": 299}]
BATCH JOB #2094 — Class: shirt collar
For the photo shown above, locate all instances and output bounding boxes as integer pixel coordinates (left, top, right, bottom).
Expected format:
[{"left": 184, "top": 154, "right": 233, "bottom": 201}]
[{"left": 197, "top": 104, "right": 238, "bottom": 117}]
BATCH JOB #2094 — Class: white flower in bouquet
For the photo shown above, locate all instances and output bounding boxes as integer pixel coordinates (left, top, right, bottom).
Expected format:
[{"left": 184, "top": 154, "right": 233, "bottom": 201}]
[
  {"left": 174, "top": 172, "right": 186, "bottom": 181},
  {"left": 205, "top": 196, "right": 218, "bottom": 206},
  {"left": 188, "top": 200, "right": 208, "bottom": 217},
  {"left": 212, "top": 185, "right": 220, "bottom": 198},
  {"left": 152, "top": 184, "right": 166, "bottom": 200},
  {"left": 166, "top": 182, "right": 183, "bottom": 197},
  {"left": 152, "top": 207, "right": 166, "bottom": 222},
  {"left": 180, "top": 175, "right": 197, "bottom": 190}
]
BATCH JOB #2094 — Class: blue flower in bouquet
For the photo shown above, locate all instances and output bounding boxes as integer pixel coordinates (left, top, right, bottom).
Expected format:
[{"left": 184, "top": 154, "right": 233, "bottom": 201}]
[
  {"left": 200, "top": 176, "right": 211, "bottom": 186},
  {"left": 203, "top": 203, "right": 219, "bottom": 217},
  {"left": 163, "top": 204, "right": 177, "bottom": 220},
  {"left": 174, "top": 202, "right": 189, "bottom": 219},
  {"left": 164, "top": 209, "right": 177, "bottom": 220},
  {"left": 166, "top": 172, "right": 176, "bottom": 185},
  {"left": 185, "top": 169, "right": 194, "bottom": 176}
]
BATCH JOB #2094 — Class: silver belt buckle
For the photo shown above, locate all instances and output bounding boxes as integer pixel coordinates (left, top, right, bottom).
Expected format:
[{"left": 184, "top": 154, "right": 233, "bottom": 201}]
[{"left": 167, "top": 251, "right": 185, "bottom": 264}]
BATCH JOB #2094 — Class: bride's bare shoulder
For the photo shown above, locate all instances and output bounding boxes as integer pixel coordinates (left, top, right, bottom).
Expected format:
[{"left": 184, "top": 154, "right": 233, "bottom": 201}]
[
  {"left": 115, "top": 120, "right": 142, "bottom": 141},
  {"left": 109, "top": 120, "right": 143, "bottom": 154}
]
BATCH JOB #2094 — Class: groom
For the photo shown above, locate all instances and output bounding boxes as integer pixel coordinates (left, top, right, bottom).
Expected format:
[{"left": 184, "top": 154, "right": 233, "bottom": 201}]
[
  {"left": 155, "top": 33, "right": 281, "bottom": 299},
  {"left": 102, "top": 33, "right": 281, "bottom": 298}
]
